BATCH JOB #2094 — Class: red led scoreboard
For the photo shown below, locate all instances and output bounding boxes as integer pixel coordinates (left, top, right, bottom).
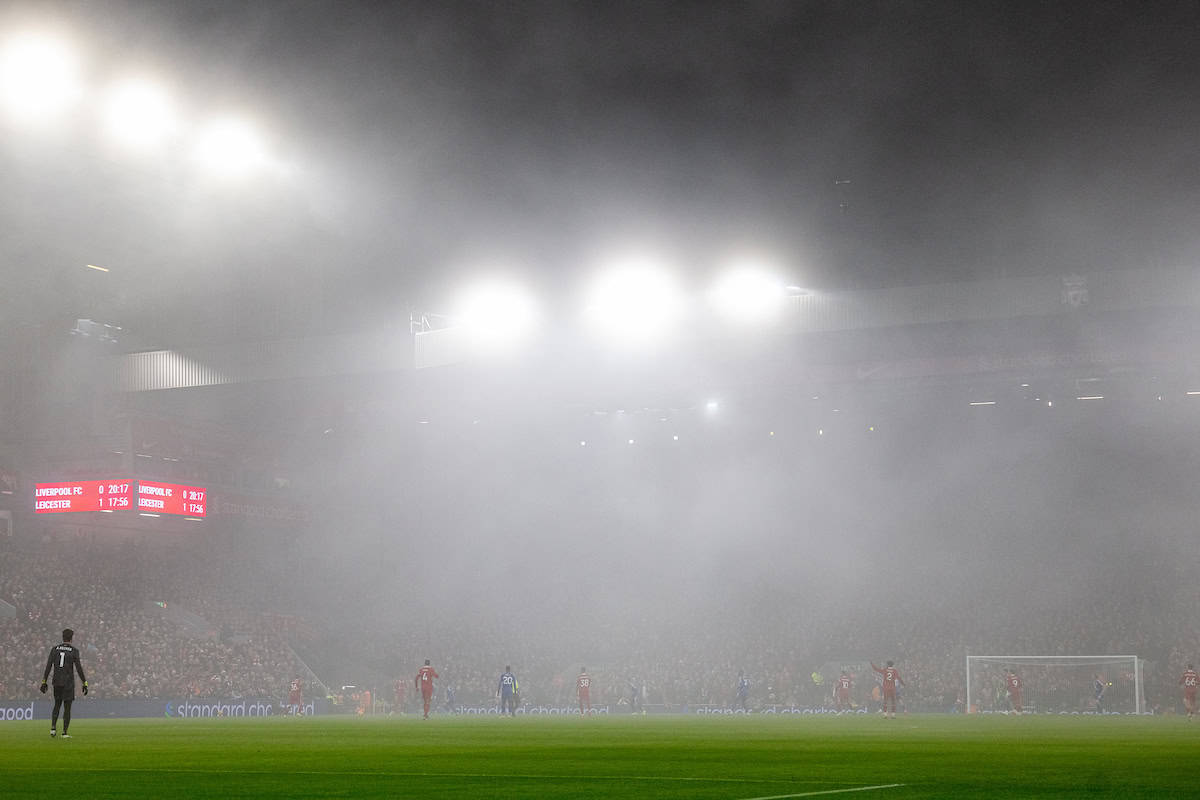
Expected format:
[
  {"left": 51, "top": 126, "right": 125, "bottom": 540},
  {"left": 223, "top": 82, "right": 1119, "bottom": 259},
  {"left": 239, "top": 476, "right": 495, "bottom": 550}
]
[
  {"left": 35, "top": 480, "right": 206, "bottom": 518},
  {"left": 137, "top": 480, "right": 207, "bottom": 517},
  {"left": 34, "top": 480, "right": 133, "bottom": 513}
]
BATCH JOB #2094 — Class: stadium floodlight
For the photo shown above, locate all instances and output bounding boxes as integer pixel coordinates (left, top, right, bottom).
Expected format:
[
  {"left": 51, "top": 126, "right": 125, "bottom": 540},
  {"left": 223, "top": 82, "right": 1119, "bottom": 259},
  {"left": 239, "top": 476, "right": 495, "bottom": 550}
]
[
  {"left": 101, "top": 78, "right": 176, "bottom": 151},
  {"left": 0, "top": 32, "right": 83, "bottom": 123},
  {"left": 708, "top": 265, "right": 788, "bottom": 325},
  {"left": 192, "top": 116, "right": 268, "bottom": 177},
  {"left": 582, "top": 257, "right": 685, "bottom": 349},
  {"left": 450, "top": 278, "right": 540, "bottom": 352}
]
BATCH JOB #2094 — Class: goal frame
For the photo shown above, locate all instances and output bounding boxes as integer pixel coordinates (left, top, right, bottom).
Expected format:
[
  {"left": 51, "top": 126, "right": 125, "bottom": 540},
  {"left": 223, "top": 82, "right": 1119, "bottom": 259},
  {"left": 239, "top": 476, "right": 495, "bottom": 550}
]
[{"left": 965, "top": 654, "right": 1142, "bottom": 715}]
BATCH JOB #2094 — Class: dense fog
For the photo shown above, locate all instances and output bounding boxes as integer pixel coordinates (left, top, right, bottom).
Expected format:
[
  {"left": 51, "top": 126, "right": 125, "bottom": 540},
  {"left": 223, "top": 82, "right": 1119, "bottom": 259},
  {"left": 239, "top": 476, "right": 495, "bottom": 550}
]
[{"left": 3, "top": 2, "right": 1199, "bottom": 716}]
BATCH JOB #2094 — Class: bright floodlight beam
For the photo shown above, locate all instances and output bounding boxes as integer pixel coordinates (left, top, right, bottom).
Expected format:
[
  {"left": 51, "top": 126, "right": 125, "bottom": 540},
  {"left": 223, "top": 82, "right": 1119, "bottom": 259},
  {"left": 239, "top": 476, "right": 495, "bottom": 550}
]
[
  {"left": 102, "top": 78, "right": 176, "bottom": 151},
  {"left": 0, "top": 33, "right": 83, "bottom": 123},
  {"left": 192, "top": 116, "right": 268, "bottom": 177},
  {"left": 709, "top": 265, "right": 788, "bottom": 325},
  {"left": 452, "top": 278, "right": 540, "bottom": 353},
  {"left": 582, "top": 258, "right": 685, "bottom": 349}
]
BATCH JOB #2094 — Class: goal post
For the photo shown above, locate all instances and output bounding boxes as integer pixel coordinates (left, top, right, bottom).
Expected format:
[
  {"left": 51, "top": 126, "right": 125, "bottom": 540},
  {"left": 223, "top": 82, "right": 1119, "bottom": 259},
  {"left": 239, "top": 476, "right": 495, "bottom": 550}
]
[{"left": 965, "top": 654, "right": 1142, "bottom": 715}]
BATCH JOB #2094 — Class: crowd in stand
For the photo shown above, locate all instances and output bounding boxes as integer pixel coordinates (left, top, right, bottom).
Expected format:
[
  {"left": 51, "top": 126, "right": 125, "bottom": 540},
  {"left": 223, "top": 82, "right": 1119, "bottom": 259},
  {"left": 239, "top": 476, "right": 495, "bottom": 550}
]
[
  {"left": 2, "top": 534, "right": 1198, "bottom": 715},
  {"left": 0, "top": 541, "right": 299, "bottom": 701}
]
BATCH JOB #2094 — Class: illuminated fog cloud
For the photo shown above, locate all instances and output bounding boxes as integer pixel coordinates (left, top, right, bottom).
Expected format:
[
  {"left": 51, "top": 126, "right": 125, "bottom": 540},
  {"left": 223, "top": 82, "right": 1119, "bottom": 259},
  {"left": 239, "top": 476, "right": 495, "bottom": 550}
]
[
  {"left": 101, "top": 78, "right": 177, "bottom": 151},
  {"left": 452, "top": 278, "right": 541, "bottom": 353},
  {"left": 708, "top": 264, "right": 788, "bottom": 326},
  {"left": 0, "top": 33, "right": 84, "bottom": 123},
  {"left": 582, "top": 256, "right": 685, "bottom": 350},
  {"left": 192, "top": 116, "right": 269, "bottom": 177}
]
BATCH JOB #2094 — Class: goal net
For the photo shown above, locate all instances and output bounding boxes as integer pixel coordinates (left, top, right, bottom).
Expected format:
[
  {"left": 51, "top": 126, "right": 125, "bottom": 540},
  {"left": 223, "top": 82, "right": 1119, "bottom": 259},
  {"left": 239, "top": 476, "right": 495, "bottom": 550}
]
[{"left": 966, "top": 655, "right": 1143, "bottom": 715}]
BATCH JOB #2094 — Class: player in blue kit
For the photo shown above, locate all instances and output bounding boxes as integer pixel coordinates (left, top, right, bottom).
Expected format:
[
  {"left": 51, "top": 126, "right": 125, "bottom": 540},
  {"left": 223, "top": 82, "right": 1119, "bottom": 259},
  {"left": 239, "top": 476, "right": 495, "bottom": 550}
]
[
  {"left": 735, "top": 670, "right": 750, "bottom": 711},
  {"left": 497, "top": 666, "right": 518, "bottom": 716}
]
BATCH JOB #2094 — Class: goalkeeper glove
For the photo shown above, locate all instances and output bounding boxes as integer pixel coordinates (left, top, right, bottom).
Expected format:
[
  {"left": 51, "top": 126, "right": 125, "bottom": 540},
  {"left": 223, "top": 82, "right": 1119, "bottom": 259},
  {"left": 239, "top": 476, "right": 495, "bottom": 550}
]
[
  {"left": 82, "top": 682, "right": 88, "bottom": 696},
  {"left": 39, "top": 681, "right": 47, "bottom": 694}
]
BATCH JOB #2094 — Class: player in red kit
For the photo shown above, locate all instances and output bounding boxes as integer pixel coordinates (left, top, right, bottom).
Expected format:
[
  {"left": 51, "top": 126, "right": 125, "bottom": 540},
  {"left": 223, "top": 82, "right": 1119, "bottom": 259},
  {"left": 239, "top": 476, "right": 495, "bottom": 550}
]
[
  {"left": 415, "top": 659, "right": 438, "bottom": 719},
  {"left": 288, "top": 677, "right": 303, "bottom": 715},
  {"left": 1181, "top": 664, "right": 1198, "bottom": 720},
  {"left": 576, "top": 668, "right": 592, "bottom": 715},
  {"left": 834, "top": 670, "right": 853, "bottom": 713},
  {"left": 1004, "top": 669, "right": 1023, "bottom": 715},
  {"left": 870, "top": 660, "right": 904, "bottom": 718}
]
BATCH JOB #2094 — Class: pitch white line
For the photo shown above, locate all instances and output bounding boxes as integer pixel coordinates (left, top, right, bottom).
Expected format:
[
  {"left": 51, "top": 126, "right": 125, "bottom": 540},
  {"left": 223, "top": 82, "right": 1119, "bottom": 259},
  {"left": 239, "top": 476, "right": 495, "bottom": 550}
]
[
  {"left": 736, "top": 784, "right": 905, "bottom": 800},
  {"left": 2, "top": 766, "right": 852, "bottom": 786},
  {"left": 9, "top": 764, "right": 900, "bottom": 794}
]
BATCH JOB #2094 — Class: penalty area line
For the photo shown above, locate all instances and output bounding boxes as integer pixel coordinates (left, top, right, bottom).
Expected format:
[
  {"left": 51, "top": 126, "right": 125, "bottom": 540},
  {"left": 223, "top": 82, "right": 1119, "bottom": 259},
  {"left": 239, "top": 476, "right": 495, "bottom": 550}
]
[{"left": 736, "top": 784, "right": 905, "bottom": 800}]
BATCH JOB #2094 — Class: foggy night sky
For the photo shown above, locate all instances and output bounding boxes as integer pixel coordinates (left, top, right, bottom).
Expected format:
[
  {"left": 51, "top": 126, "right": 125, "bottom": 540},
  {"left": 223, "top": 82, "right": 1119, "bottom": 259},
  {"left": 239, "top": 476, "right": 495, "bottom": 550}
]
[{"left": 3, "top": 0, "right": 1199, "bottom": 342}]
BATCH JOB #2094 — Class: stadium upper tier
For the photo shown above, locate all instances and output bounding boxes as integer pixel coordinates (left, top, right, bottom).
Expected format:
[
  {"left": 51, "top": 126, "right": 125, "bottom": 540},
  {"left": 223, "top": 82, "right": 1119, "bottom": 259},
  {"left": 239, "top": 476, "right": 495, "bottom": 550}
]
[{"left": 96, "top": 265, "right": 1200, "bottom": 392}]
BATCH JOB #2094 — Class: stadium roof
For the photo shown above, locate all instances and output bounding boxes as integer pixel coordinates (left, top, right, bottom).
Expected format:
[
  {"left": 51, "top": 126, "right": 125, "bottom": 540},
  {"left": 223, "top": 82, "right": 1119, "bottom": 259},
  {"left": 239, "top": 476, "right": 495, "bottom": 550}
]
[{"left": 100, "top": 265, "right": 1200, "bottom": 392}]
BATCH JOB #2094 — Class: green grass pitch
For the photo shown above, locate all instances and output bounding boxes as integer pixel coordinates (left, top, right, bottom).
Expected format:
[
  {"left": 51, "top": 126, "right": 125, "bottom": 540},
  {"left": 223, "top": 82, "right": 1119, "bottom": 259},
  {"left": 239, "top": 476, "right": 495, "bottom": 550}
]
[{"left": 1, "top": 714, "right": 1195, "bottom": 798}]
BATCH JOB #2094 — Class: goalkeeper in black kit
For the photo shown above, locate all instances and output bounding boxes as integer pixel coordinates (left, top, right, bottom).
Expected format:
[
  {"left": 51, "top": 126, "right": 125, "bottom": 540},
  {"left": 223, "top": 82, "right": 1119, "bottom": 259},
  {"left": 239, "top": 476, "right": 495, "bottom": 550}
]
[{"left": 41, "top": 628, "right": 88, "bottom": 738}]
